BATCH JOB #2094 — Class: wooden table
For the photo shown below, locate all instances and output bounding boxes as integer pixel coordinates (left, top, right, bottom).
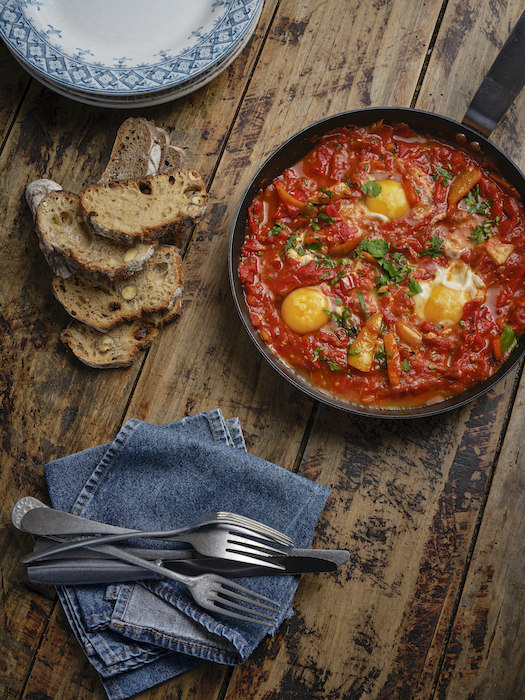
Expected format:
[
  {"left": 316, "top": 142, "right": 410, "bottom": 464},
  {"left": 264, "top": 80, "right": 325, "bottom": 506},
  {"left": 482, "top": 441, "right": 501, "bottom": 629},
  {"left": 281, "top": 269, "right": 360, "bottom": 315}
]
[{"left": 2, "top": 1, "right": 525, "bottom": 698}]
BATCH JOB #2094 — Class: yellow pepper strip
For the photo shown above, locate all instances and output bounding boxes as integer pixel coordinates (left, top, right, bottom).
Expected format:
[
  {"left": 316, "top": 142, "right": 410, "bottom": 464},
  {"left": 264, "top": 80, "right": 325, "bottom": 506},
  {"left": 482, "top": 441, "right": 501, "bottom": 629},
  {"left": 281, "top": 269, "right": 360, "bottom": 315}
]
[
  {"left": 384, "top": 332, "right": 401, "bottom": 388},
  {"left": 448, "top": 167, "right": 482, "bottom": 208},
  {"left": 395, "top": 321, "right": 422, "bottom": 346},
  {"left": 275, "top": 183, "right": 314, "bottom": 217},
  {"left": 348, "top": 312, "right": 383, "bottom": 372}
]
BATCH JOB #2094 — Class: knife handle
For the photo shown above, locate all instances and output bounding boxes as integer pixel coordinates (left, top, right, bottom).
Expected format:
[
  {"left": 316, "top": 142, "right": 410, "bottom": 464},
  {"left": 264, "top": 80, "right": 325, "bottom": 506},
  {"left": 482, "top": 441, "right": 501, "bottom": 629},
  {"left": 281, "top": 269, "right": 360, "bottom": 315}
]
[{"left": 27, "top": 559, "right": 160, "bottom": 585}]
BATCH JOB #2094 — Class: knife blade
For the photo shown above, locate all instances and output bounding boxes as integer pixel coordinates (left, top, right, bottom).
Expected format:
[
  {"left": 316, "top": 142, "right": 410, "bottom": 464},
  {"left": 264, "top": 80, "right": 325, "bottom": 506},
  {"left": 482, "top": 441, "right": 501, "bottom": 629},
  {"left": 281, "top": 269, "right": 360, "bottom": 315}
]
[{"left": 26, "top": 540, "right": 349, "bottom": 584}]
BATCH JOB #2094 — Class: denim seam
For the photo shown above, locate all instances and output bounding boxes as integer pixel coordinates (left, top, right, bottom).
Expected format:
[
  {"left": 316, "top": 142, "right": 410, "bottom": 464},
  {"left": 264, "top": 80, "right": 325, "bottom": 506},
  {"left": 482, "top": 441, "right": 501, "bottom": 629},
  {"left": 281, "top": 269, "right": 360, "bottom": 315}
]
[
  {"left": 145, "top": 581, "right": 250, "bottom": 657},
  {"left": 108, "top": 679, "right": 123, "bottom": 700},
  {"left": 75, "top": 420, "right": 140, "bottom": 515},
  {"left": 116, "top": 579, "right": 247, "bottom": 660},
  {"left": 110, "top": 619, "right": 241, "bottom": 662}
]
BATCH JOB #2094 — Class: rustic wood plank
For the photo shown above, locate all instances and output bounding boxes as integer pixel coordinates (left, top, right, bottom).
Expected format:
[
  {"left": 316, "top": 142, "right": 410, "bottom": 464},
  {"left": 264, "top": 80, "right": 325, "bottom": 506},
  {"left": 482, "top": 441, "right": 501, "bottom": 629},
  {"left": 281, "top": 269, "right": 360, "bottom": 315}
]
[
  {"left": 417, "top": 2, "right": 525, "bottom": 164},
  {"left": 432, "top": 384, "right": 525, "bottom": 698},
  {"left": 0, "top": 43, "right": 31, "bottom": 146}
]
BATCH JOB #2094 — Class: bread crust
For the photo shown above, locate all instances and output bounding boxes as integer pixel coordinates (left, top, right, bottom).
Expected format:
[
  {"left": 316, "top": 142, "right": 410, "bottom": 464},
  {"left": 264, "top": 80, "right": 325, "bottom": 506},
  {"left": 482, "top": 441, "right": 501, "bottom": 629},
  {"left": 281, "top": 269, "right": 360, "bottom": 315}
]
[
  {"left": 80, "top": 170, "right": 208, "bottom": 245},
  {"left": 36, "top": 190, "right": 157, "bottom": 279},
  {"left": 52, "top": 245, "right": 183, "bottom": 332},
  {"left": 60, "top": 319, "right": 159, "bottom": 368}
]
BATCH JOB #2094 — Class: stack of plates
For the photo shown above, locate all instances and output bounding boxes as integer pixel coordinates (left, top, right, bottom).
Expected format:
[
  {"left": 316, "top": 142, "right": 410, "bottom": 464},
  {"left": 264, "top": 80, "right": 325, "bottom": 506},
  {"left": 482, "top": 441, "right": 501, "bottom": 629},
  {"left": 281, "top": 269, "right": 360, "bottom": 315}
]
[{"left": 0, "top": 0, "right": 264, "bottom": 107}]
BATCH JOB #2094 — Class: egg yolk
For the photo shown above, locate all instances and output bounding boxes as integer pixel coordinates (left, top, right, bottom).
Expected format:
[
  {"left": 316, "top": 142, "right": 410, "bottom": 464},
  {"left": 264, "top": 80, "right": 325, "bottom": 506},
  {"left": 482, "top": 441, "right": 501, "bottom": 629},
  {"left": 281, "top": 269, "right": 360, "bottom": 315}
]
[
  {"left": 424, "top": 285, "right": 466, "bottom": 325},
  {"left": 365, "top": 179, "right": 410, "bottom": 220},
  {"left": 281, "top": 287, "right": 329, "bottom": 334}
]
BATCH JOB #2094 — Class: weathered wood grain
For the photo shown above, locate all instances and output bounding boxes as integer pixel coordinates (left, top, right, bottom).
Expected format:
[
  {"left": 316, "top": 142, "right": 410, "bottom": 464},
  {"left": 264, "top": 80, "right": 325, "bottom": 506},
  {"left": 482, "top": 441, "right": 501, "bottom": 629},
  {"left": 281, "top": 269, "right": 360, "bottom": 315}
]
[{"left": 432, "top": 379, "right": 525, "bottom": 699}]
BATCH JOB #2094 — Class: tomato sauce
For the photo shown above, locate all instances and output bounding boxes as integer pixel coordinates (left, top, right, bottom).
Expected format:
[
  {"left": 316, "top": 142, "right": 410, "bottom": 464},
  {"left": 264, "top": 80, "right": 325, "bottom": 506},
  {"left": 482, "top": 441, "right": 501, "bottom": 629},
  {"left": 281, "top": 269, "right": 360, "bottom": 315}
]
[{"left": 238, "top": 122, "right": 525, "bottom": 408}]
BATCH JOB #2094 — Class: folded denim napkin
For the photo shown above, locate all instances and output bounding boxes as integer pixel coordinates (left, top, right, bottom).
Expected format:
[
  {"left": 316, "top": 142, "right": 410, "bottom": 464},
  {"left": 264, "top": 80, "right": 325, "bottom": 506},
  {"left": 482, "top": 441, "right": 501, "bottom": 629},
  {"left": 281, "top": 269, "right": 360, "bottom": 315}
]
[{"left": 44, "top": 409, "right": 331, "bottom": 700}]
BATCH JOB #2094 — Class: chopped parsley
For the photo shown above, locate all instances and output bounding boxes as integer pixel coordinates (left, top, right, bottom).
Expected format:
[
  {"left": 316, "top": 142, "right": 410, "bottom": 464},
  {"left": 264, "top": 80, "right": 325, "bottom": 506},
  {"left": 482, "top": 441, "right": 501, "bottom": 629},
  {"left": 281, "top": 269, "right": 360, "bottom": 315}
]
[
  {"left": 432, "top": 165, "right": 453, "bottom": 187},
  {"left": 329, "top": 268, "right": 346, "bottom": 286},
  {"left": 401, "top": 359, "right": 411, "bottom": 372},
  {"left": 361, "top": 180, "right": 382, "bottom": 197},
  {"left": 408, "top": 278, "right": 422, "bottom": 296},
  {"left": 468, "top": 215, "right": 500, "bottom": 244},
  {"left": 356, "top": 290, "right": 367, "bottom": 313},
  {"left": 419, "top": 233, "right": 444, "bottom": 257},
  {"left": 356, "top": 238, "right": 417, "bottom": 292},
  {"left": 465, "top": 185, "right": 493, "bottom": 215},
  {"left": 375, "top": 344, "right": 387, "bottom": 370},
  {"left": 318, "top": 187, "right": 334, "bottom": 199},
  {"left": 284, "top": 232, "right": 305, "bottom": 255},
  {"left": 324, "top": 307, "right": 358, "bottom": 338},
  {"left": 269, "top": 221, "right": 286, "bottom": 236},
  {"left": 500, "top": 326, "right": 517, "bottom": 354}
]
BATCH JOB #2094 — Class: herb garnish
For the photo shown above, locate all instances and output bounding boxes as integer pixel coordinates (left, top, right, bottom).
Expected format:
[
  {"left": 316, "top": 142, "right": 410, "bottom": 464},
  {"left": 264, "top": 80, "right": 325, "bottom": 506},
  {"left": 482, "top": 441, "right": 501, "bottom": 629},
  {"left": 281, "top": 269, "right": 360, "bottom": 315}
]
[
  {"left": 269, "top": 222, "right": 286, "bottom": 236},
  {"left": 324, "top": 307, "right": 358, "bottom": 338},
  {"left": 432, "top": 165, "right": 453, "bottom": 187},
  {"left": 318, "top": 187, "right": 334, "bottom": 199},
  {"left": 465, "top": 185, "right": 493, "bottom": 215},
  {"left": 361, "top": 180, "right": 382, "bottom": 197},
  {"left": 500, "top": 326, "right": 517, "bottom": 354},
  {"left": 357, "top": 239, "right": 416, "bottom": 290},
  {"left": 408, "top": 278, "right": 422, "bottom": 296},
  {"left": 419, "top": 234, "right": 444, "bottom": 257},
  {"left": 468, "top": 216, "right": 500, "bottom": 244},
  {"left": 401, "top": 359, "right": 411, "bottom": 372}
]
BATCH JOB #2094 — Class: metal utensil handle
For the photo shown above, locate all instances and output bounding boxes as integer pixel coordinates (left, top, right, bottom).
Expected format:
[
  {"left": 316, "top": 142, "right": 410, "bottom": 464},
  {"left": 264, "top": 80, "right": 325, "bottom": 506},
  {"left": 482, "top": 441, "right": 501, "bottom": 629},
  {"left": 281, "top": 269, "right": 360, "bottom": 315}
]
[
  {"left": 27, "top": 559, "right": 157, "bottom": 585},
  {"left": 463, "top": 10, "right": 525, "bottom": 136}
]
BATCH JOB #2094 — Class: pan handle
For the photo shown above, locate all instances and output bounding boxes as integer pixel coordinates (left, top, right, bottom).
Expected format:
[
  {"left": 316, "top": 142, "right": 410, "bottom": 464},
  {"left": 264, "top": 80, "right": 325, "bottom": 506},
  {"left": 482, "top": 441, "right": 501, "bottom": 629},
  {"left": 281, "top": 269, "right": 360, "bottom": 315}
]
[{"left": 463, "top": 11, "right": 525, "bottom": 137}]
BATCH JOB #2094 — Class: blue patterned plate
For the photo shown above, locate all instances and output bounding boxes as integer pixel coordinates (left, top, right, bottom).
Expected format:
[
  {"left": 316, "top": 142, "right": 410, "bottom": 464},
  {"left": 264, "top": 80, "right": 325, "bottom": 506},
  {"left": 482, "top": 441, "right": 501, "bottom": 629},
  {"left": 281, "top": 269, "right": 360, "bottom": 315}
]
[{"left": 0, "top": 0, "right": 263, "bottom": 97}]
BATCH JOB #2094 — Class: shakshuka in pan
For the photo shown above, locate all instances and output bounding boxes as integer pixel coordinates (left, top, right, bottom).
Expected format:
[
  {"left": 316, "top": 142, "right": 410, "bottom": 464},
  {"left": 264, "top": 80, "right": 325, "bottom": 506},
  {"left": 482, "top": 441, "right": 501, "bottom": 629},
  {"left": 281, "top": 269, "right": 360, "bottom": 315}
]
[{"left": 238, "top": 121, "right": 525, "bottom": 409}]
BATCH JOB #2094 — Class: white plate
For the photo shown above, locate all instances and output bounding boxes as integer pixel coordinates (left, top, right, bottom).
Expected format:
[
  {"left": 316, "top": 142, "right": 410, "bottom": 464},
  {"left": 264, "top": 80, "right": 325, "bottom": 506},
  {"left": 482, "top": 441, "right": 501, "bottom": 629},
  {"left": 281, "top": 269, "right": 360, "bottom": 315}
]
[
  {"left": 0, "top": 0, "right": 263, "bottom": 96},
  {"left": 5, "top": 1, "right": 260, "bottom": 108}
]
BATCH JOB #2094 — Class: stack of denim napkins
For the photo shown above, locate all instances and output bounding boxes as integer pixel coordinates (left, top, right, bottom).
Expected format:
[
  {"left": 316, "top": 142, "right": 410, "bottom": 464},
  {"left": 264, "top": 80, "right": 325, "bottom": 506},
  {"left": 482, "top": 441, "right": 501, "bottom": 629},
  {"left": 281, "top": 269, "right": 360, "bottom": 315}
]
[{"left": 43, "top": 409, "right": 331, "bottom": 699}]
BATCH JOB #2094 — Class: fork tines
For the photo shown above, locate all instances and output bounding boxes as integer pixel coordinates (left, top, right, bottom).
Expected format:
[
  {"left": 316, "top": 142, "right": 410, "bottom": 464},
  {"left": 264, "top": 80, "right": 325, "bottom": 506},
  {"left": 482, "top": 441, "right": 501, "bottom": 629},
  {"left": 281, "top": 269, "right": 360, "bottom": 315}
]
[
  {"left": 217, "top": 512, "right": 293, "bottom": 547},
  {"left": 209, "top": 581, "right": 281, "bottom": 625}
]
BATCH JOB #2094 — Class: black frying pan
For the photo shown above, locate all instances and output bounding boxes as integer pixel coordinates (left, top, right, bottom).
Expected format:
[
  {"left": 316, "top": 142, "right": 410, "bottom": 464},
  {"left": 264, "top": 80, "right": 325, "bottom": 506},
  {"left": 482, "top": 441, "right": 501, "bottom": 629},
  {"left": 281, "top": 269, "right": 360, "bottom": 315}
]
[{"left": 229, "top": 12, "right": 525, "bottom": 418}]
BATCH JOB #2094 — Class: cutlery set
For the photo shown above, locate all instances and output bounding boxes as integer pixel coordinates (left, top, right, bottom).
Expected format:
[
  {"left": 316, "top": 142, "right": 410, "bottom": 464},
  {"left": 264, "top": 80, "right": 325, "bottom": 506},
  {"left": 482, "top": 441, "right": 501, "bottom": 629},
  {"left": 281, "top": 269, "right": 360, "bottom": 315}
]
[{"left": 13, "top": 497, "right": 349, "bottom": 626}]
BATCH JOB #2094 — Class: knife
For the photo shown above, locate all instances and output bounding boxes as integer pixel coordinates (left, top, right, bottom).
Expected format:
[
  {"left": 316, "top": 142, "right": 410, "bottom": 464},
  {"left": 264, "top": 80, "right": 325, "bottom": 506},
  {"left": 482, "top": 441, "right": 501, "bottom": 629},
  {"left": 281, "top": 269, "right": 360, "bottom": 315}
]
[{"left": 26, "top": 540, "right": 349, "bottom": 584}]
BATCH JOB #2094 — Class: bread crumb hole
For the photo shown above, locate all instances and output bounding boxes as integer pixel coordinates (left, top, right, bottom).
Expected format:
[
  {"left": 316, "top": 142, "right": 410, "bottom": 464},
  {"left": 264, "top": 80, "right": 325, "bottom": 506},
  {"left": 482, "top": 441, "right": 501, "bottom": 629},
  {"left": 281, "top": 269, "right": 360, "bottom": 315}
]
[{"left": 152, "top": 263, "right": 168, "bottom": 278}]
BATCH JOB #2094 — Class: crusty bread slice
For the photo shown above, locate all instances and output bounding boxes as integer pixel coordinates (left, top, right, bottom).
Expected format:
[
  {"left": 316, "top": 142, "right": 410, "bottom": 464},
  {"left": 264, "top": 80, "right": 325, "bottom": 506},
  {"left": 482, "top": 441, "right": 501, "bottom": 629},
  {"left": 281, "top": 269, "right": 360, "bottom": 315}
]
[
  {"left": 79, "top": 170, "right": 208, "bottom": 245},
  {"left": 60, "top": 318, "right": 159, "bottom": 368},
  {"left": 35, "top": 190, "right": 156, "bottom": 279},
  {"left": 52, "top": 245, "right": 183, "bottom": 332},
  {"left": 60, "top": 295, "right": 182, "bottom": 368},
  {"left": 98, "top": 117, "right": 170, "bottom": 185}
]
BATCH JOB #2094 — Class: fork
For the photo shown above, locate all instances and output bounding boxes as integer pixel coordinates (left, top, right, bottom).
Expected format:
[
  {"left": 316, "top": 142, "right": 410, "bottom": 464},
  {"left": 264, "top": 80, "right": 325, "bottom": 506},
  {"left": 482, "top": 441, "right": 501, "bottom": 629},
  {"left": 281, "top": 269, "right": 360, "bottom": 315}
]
[
  {"left": 21, "top": 525, "right": 288, "bottom": 569},
  {"left": 45, "top": 539, "right": 281, "bottom": 626},
  {"left": 14, "top": 497, "right": 293, "bottom": 546},
  {"left": 11, "top": 496, "right": 293, "bottom": 547}
]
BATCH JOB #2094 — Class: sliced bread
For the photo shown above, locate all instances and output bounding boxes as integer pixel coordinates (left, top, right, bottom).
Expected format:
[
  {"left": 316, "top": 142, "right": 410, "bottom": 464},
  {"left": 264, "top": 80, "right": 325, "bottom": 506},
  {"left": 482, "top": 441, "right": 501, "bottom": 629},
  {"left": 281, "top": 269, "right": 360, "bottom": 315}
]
[
  {"left": 52, "top": 245, "right": 183, "bottom": 332},
  {"left": 35, "top": 190, "right": 156, "bottom": 279},
  {"left": 79, "top": 170, "right": 208, "bottom": 245},
  {"left": 60, "top": 318, "right": 159, "bottom": 368},
  {"left": 98, "top": 117, "right": 170, "bottom": 184},
  {"left": 60, "top": 294, "right": 182, "bottom": 368}
]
